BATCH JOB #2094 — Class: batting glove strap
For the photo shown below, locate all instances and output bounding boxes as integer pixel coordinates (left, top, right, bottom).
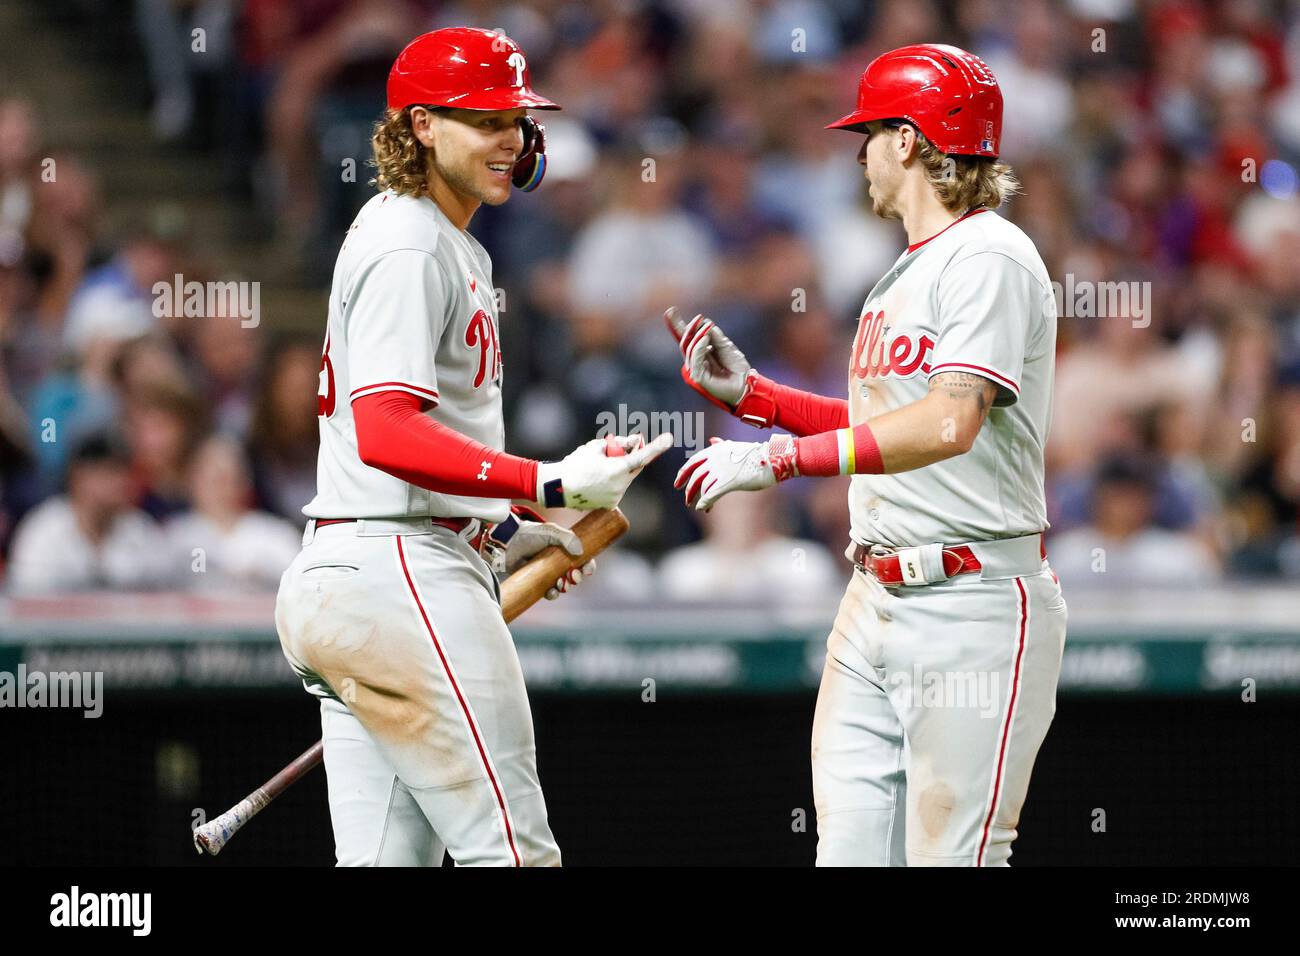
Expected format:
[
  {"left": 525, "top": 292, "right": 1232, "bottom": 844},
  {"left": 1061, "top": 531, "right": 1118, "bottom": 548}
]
[
  {"left": 732, "top": 369, "right": 780, "bottom": 430},
  {"left": 487, "top": 504, "right": 547, "bottom": 548},
  {"left": 767, "top": 433, "right": 799, "bottom": 482},
  {"left": 487, "top": 514, "right": 519, "bottom": 547},
  {"left": 535, "top": 462, "right": 566, "bottom": 509}
]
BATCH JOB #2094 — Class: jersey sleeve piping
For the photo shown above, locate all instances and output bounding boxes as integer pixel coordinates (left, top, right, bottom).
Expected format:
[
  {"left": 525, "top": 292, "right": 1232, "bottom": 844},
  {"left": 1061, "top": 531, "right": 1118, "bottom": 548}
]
[{"left": 350, "top": 382, "right": 441, "bottom": 405}]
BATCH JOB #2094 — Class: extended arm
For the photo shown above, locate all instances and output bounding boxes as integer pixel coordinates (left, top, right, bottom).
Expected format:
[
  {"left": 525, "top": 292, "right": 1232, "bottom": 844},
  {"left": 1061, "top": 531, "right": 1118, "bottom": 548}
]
[
  {"left": 352, "top": 390, "right": 671, "bottom": 510},
  {"left": 675, "top": 372, "right": 999, "bottom": 509},
  {"left": 664, "top": 308, "right": 848, "bottom": 436}
]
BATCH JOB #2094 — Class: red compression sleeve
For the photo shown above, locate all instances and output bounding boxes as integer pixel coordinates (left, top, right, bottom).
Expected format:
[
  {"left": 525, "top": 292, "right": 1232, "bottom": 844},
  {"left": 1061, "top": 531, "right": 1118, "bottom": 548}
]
[
  {"left": 792, "top": 423, "right": 884, "bottom": 476},
  {"left": 352, "top": 390, "right": 538, "bottom": 500},
  {"left": 734, "top": 372, "right": 849, "bottom": 435}
]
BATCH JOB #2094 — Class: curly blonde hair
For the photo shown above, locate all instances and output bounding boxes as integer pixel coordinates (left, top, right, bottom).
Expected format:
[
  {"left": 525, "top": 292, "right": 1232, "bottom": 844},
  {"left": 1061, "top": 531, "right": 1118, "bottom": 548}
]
[
  {"left": 877, "top": 120, "right": 1021, "bottom": 211},
  {"left": 370, "top": 107, "right": 446, "bottom": 197}
]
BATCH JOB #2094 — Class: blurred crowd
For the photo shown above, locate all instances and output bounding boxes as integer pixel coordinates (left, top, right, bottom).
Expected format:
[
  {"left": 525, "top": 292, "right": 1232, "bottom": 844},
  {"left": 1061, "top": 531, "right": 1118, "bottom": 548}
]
[{"left": 3, "top": 0, "right": 1300, "bottom": 600}]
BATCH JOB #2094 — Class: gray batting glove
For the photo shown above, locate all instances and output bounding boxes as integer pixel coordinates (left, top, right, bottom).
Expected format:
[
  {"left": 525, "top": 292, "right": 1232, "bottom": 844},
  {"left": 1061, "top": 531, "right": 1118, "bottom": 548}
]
[
  {"left": 500, "top": 520, "right": 584, "bottom": 575},
  {"left": 664, "top": 306, "right": 752, "bottom": 408}
]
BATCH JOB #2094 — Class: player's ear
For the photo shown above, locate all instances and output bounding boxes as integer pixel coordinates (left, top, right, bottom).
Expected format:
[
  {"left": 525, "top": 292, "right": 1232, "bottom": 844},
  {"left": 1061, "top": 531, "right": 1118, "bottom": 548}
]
[
  {"left": 410, "top": 106, "right": 439, "bottom": 149},
  {"left": 896, "top": 123, "right": 920, "bottom": 164},
  {"left": 891, "top": 123, "right": 907, "bottom": 160}
]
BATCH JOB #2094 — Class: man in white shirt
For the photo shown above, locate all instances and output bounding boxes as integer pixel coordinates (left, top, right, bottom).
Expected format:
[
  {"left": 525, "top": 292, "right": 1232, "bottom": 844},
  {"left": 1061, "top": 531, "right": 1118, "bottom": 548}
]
[
  {"left": 1049, "top": 455, "right": 1220, "bottom": 588},
  {"left": 7, "top": 433, "right": 171, "bottom": 594}
]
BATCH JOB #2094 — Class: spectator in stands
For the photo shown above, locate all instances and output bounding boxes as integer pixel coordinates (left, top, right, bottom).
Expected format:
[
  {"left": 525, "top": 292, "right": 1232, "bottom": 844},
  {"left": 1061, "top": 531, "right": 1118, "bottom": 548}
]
[
  {"left": 12, "top": 151, "right": 100, "bottom": 356},
  {"left": 5, "top": 432, "right": 171, "bottom": 594},
  {"left": 0, "top": 98, "right": 39, "bottom": 269},
  {"left": 1049, "top": 454, "right": 1220, "bottom": 589},
  {"left": 112, "top": 333, "right": 190, "bottom": 406},
  {"left": 1051, "top": 300, "right": 1212, "bottom": 477},
  {"left": 124, "top": 382, "right": 208, "bottom": 520},
  {"left": 659, "top": 487, "right": 844, "bottom": 603},
  {"left": 26, "top": 324, "right": 131, "bottom": 499},
  {"left": 2, "top": 0, "right": 1283, "bottom": 591},
  {"left": 165, "top": 435, "right": 301, "bottom": 590},
  {"left": 187, "top": 309, "right": 262, "bottom": 437},
  {"left": 247, "top": 335, "right": 320, "bottom": 520},
  {"left": 1229, "top": 367, "right": 1300, "bottom": 574},
  {"left": 566, "top": 145, "right": 717, "bottom": 360},
  {"left": 61, "top": 228, "right": 177, "bottom": 354}
]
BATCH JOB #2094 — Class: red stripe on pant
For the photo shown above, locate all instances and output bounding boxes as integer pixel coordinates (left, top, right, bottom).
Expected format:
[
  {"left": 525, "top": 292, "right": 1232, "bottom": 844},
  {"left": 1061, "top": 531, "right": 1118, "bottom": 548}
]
[
  {"left": 395, "top": 536, "right": 521, "bottom": 866},
  {"left": 976, "top": 576, "right": 1029, "bottom": 866}
]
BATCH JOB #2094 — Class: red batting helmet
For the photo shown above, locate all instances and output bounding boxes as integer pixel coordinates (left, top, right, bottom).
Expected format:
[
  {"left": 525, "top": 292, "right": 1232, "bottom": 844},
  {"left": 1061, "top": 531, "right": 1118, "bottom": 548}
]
[
  {"left": 826, "top": 43, "right": 1002, "bottom": 158},
  {"left": 387, "top": 28, "right": 559, "bottom": 191},
  {"left": 386, "top": 27, "right": 560, "bottom": 113}
]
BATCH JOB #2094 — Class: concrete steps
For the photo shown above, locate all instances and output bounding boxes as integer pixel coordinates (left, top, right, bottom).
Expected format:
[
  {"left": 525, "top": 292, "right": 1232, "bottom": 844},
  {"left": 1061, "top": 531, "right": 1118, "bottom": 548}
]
[{"left": 3, "top": 0, "right": 325, "bottom": 328}]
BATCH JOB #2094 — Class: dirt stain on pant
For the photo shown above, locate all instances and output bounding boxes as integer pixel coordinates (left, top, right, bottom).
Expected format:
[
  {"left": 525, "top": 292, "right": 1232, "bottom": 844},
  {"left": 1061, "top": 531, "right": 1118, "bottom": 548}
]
[{"left": 916, "top": 781, "right": 956, "bottom": 843}]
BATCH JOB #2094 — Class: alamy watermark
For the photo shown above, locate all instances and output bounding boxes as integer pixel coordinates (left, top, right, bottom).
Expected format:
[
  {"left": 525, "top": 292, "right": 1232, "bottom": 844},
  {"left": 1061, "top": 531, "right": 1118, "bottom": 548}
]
[
  {"left": 50, "top": 886, "right": 150, "bottom": 936},
  {"left": 152, "top": 273, "right": 260, "bottom": 328},
  {"left": 596, "top": 404, "right": 706, "bottom": 452},
  {"left": 0, "top": 665, "right": 103, "bottom": 718},
  {"left": 1052, "top": 274, "right": 1151, "bottom": 328},
  {"left": 885, "top": 664, "right": 1002, "bottom": 718}
]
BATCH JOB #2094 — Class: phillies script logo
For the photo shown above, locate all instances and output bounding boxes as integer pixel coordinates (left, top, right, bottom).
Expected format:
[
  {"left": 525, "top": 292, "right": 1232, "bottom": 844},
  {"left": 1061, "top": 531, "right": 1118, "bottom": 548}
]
[
  {"left": 465, "top": 309, "right": 502, "bottom": 388},
  {"left": 851, "top": 309, "right": 934, "bottom": 380}
]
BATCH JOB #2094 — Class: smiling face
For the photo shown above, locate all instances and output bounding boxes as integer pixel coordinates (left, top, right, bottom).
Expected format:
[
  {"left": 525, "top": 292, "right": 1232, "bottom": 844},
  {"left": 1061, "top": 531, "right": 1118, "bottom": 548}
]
[{"left": 413, "top": 106, "right": 527, "bottom": 208}]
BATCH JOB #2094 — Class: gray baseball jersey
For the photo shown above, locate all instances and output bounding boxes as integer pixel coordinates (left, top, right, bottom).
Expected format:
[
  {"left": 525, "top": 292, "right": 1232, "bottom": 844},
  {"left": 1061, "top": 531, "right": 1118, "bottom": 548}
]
[
  {"left": 306, "top": 190, "right": 509, "bottom": 523},
  {"left": 847, "top": 209, "right": 1056, "bottom": 547}
]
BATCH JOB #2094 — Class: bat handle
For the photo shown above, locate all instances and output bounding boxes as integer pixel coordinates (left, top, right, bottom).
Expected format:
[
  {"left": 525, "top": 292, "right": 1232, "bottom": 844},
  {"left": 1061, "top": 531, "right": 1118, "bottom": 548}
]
[
  {"left": 192, "top": 740, "right": 324, "bottom": 855},
  {"left": 193, "top": 789, "right": 272, "bottom": 856}
]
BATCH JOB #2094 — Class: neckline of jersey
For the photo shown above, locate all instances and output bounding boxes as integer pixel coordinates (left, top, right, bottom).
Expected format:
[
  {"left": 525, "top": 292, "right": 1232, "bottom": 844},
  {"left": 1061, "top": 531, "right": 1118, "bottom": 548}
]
[{"left": 905, "top": 207, "right": 990, "bottom": 255}]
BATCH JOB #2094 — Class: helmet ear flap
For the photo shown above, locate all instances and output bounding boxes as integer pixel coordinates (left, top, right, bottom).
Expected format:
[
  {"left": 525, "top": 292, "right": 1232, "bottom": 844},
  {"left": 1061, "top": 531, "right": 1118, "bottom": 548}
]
[{"left": 512, "top": 116, "right": 547, "bottom": 191}]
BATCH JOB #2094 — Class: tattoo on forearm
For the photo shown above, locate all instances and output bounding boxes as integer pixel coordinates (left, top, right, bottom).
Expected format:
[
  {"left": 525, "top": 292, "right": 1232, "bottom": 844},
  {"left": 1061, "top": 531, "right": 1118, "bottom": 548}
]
[{"left": 929, "top": 371, "right": 998, "bottom": 419}]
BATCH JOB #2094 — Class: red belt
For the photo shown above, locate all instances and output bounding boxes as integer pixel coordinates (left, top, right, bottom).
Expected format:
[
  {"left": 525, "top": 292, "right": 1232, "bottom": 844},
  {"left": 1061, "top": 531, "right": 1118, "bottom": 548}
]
[
  {"left": 314, "top": 516, "right": 490, "bottom": 552},
  {"left": 852, "top": 542, "right": 981, "bottom": 586},
  {"left": 851, "top": 538, "right": 1047, "bottom": 587}
]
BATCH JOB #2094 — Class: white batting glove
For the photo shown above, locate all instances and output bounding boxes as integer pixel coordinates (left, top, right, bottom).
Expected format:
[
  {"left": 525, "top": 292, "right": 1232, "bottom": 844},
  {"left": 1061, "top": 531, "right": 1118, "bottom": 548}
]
[
  {"left": 546, "top": 559, "right": 596, "bottom": 600},
  {"left": 536, "top": 432, "right": 674, "bottom": 510},
  {"left": 664, "top": 307, "right": 753, "bottom": 409},
  {"left": 674, "top": 435, "right": 798, "bottom": 511}
]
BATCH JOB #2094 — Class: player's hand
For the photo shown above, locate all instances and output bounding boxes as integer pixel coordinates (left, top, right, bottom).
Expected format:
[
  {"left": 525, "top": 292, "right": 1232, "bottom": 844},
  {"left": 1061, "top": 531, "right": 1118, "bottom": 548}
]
[
  {"left": 496, "top": 516, "right": 585, "bottom": 574},
  {"left": 674, "top": 435, "right": 798, "bottom": 511},
  {"left": 664, "top": 307, "right": 753, "bottom": 409},
  {"left": 485, "top": 508, "right": 598, "bottom": 597},
  {"left": 536, "top": 432, "right": 674, "bottom": 510}
]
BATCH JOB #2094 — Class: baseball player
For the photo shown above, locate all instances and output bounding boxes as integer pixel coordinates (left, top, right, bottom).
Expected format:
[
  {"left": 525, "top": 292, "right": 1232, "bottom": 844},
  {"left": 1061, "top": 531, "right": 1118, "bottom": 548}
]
[
  {"left": 665, "top": 44, "right": 1066, "bottom": 866},
  {"left": 275, "top": 28, "right": 671, "bottom": 867}
]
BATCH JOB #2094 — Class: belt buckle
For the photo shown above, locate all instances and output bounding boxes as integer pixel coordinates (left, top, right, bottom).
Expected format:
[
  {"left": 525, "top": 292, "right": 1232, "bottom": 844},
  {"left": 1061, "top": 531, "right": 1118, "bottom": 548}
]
[
  {"left": 464, "top": 519, "right": 497, "bottom": 556},
  {"left": 865, "top": 544, "right": 903, "bottom": 588}
]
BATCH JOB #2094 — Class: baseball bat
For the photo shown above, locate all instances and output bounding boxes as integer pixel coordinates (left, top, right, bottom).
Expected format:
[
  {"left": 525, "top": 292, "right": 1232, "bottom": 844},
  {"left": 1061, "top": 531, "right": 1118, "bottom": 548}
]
[{"left": 193, "top": 507, "right": 630, "bottom": 856}]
